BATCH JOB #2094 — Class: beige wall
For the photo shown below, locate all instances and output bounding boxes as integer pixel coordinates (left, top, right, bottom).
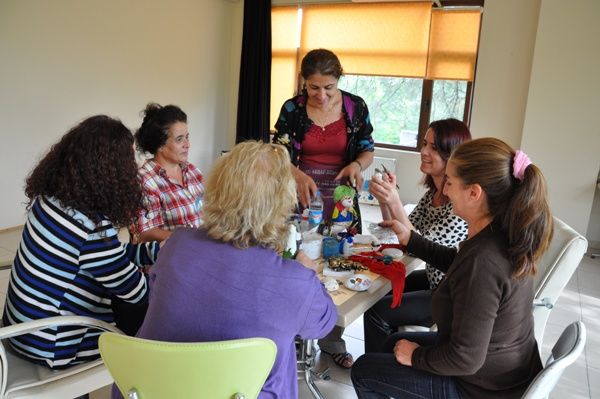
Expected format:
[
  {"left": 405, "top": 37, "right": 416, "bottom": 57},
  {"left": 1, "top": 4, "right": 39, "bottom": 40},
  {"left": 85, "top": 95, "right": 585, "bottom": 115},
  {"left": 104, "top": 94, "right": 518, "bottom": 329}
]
[
  {"left": 469, "top": 0, "right": 540, "bottom": 147},
  {"left": 0, "top": 0, "right": 243, "bottom": 228},
  {"left": 520, "top": 0, "right": 600, "bottom": 235}
]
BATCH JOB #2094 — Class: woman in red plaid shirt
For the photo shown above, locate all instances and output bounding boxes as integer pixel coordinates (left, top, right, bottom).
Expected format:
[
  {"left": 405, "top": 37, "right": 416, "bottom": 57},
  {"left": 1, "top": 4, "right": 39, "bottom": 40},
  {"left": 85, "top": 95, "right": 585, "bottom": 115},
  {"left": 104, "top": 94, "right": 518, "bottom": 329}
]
[{"left": 133, "top": 103, "right": 204, "bottom": 242}]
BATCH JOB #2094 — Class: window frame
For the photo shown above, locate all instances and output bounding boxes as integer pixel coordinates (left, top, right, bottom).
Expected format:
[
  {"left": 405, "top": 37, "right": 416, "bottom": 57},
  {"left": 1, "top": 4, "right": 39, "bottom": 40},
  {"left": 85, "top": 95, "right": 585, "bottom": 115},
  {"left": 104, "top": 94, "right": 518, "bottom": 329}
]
[{"left": 270, "top": 0, "right": 483, "bottom": 152}]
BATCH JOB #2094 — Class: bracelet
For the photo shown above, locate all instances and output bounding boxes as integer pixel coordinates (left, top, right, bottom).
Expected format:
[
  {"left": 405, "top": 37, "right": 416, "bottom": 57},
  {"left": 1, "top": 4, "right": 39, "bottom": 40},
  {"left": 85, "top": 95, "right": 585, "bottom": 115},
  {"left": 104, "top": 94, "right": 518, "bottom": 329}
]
[{"left": 353, "top": 160, "right": 364, "bottom": 172}]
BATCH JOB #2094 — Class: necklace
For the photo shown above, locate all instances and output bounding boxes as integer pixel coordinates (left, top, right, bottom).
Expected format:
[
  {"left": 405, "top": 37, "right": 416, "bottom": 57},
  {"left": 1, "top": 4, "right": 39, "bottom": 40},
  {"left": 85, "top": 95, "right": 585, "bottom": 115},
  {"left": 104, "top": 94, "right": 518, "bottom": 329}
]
[{"left": 307, "top": 99, "right": 342, "bottom": 131}]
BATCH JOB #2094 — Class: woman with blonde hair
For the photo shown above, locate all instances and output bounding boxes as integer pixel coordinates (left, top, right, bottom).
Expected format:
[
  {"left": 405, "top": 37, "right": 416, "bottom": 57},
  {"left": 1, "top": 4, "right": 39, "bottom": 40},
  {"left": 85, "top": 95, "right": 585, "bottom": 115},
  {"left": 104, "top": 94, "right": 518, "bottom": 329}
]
[
  {"left": 132, "top": 141, "right": 337, "bottom": 399},
  {"left": 352, "top": 138, "right": 553, "bottom": 399}
]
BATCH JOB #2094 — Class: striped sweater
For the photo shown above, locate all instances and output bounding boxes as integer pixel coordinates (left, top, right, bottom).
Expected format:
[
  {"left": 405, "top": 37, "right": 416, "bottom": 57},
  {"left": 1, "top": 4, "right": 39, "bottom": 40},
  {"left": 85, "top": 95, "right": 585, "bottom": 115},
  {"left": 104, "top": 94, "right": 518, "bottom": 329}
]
[{"left": 2, "top": 196, "right": 158, "bottom": 368}]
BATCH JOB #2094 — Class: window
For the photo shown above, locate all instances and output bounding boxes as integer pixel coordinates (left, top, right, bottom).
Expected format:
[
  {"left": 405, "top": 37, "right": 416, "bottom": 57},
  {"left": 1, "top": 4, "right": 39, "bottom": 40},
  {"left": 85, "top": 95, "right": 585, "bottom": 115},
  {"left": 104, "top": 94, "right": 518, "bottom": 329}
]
[
  {"left": 337, "top": 75, "right": 423, "bottom": 148},
  {"left": 271, "top": 2, "right": 482, "bottom": 151}
]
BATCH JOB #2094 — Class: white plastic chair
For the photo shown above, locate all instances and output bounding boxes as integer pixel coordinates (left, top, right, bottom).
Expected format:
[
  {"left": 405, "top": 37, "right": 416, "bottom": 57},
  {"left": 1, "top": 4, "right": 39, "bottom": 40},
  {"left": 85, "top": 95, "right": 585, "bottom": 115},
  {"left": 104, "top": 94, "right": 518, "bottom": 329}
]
[
  {"left": 522, "top": 321, "right": 586, "bottom": 399},
  {"left": 0, "top": 316, "right": 122, "bottom": 399},
  {"left": 533, "top": 217, "right": 588, "bottom": 349}
]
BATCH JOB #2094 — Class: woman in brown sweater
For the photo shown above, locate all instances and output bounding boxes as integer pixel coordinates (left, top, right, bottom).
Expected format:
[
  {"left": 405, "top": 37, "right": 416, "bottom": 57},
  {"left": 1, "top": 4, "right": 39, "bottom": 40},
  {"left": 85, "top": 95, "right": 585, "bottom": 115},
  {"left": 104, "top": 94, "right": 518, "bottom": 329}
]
[{"left": 351, "top": 138, "right": 553, "bottom": 399}]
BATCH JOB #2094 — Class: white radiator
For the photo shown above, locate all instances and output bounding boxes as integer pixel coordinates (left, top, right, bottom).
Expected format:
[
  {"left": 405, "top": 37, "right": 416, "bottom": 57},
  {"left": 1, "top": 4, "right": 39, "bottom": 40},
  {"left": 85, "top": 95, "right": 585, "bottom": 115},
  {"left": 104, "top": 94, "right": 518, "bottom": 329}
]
[{"left": 359, "top": 156, "right": 397, "bottom": 204}]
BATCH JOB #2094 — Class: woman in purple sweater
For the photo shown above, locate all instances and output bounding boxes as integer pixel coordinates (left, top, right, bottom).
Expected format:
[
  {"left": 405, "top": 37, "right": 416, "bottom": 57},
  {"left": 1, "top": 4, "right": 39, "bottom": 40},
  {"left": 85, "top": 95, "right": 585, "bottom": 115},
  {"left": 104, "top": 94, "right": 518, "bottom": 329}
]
[
  {"left": 130, "top": 141, "right": 337, "bottom": 399},
  {"left": 352, "top": 138, "right": 553, "bottom": 399}
]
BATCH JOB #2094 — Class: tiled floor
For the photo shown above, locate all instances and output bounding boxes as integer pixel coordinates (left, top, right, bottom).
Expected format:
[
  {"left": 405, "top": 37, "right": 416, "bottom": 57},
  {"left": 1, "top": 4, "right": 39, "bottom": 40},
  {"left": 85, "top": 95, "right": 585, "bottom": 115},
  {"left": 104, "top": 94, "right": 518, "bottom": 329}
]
[{"left": 0, "top": 225, "right": 598, "bottom": 398}]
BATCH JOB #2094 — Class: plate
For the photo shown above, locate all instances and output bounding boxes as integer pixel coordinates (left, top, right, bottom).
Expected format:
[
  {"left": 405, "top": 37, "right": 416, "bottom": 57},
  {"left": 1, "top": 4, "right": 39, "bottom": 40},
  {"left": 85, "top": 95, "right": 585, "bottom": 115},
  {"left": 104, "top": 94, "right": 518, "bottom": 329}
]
[{"left": 344, "top": 274, "right": 372, "bottom": 292}]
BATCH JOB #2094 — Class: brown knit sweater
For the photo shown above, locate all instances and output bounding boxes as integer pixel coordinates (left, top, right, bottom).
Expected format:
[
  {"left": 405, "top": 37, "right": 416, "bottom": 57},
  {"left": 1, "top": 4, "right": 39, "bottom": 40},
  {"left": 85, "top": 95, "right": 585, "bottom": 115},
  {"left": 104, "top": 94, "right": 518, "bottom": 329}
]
[{"left": 408, "top": 223, "right": 543, "bottom": 399}]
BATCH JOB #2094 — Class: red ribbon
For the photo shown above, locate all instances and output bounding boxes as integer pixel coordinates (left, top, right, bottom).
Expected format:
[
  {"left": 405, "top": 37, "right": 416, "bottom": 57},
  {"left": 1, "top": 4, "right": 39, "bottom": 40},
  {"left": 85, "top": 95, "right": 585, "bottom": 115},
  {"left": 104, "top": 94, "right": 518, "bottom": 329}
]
[{"left": 349, "top": 246, "right": 406, "bottom": 308}]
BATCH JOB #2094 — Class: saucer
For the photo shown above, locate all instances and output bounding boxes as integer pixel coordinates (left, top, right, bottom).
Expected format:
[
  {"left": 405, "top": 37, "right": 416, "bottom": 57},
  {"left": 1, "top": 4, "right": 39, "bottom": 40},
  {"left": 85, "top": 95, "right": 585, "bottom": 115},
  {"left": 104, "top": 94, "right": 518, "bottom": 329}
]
[{"left": 344, "top": 274, "right": 372, "bottom": 292}]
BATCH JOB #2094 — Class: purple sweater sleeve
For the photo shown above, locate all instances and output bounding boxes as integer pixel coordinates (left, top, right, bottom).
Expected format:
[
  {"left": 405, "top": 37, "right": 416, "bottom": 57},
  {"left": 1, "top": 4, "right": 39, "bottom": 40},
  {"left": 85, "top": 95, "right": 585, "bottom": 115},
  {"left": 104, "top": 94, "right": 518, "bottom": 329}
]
[{"left": 296, "top": 276, "right": 337, "bottom": 340}]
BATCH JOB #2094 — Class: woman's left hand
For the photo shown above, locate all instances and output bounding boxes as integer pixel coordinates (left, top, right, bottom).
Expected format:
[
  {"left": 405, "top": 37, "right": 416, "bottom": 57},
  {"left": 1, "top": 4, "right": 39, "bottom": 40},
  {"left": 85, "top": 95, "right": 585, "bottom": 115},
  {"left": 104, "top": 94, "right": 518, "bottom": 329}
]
[
  {"left": 393, "top": 339, "right": 419, "bottom": 366},
  {"left": 335, "top": 161, "right": 363, "bottom": 190}
]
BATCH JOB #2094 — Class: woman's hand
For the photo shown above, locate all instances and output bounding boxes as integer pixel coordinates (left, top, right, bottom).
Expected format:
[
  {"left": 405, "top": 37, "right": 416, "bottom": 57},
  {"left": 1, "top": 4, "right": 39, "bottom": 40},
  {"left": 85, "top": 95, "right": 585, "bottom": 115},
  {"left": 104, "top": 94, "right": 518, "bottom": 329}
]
[
  {"left": 292, "top": 167, "right": 318, "bottom": 207},
  {"left": 295, "top": 250, "right": 319, "bottom": 272},
  {"left": 369, "top": 173, "right": 401, "bottom": 207},
  {"left": 380, "top": 219, "right": 411, "bottom": 246},
  {"left": 393, "top": 339, "right": 419, "bottom": 366},
  {"left": 335, "top": 161, "right": 364, "bottom": 190}
]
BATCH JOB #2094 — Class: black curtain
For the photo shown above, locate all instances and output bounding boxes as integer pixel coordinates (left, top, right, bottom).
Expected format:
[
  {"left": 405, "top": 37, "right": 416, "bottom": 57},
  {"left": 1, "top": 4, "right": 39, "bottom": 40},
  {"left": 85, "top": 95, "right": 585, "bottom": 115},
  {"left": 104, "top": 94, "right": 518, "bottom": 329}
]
[{"left": 236, "top": 0, "right": 271, "bottom": 143}]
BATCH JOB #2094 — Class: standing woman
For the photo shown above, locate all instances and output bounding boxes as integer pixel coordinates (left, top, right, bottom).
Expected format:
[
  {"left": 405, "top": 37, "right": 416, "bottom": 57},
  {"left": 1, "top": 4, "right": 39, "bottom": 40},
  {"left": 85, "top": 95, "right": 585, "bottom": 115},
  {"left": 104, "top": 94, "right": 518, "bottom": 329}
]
[
  {"left": 364, "top": 119, "right": 471, "bottom": 352},
  {"left": 352, "top": 138, "right": 553, "bottom": 399},
  {"left": 273, "top": 48, "right": 375, "bottom": 223},
  {"left": 273, "top": 48, "right": 374, "bottom": 369},
  {"left": 2, "top": 116, "right": 159, "bottom": 369},
  {"left": 133, "top": 103, "right": 204, "bottom": 242}
]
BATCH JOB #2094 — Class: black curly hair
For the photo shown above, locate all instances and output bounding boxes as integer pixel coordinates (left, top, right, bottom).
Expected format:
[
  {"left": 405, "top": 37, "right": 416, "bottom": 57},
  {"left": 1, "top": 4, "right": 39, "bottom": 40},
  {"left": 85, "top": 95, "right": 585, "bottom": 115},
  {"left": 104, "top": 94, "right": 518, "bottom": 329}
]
[
  {"left": 135, "top": 103, "right": 187, "bottom": 155},
  {"left": 24, "top": 115, "right": 142, "bottom": 227}
]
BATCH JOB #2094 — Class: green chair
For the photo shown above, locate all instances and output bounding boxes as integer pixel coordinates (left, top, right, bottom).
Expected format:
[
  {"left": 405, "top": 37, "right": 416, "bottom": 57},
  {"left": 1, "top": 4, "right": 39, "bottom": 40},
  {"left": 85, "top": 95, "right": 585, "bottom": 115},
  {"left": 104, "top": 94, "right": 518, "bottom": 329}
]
[{"left": 98, "top": 333, "right": 277, "bottom": 399}]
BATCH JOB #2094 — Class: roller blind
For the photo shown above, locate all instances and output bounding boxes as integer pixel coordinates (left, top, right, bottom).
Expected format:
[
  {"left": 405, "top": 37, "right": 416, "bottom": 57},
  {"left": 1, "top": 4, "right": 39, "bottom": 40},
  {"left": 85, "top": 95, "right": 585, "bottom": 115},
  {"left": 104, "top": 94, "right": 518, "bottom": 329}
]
[
  {"left": 426, "top": 9, "right": 481, "bottom": 80},
  {"left": 300, "top": 3, "right": 432, "bottom": 78}
]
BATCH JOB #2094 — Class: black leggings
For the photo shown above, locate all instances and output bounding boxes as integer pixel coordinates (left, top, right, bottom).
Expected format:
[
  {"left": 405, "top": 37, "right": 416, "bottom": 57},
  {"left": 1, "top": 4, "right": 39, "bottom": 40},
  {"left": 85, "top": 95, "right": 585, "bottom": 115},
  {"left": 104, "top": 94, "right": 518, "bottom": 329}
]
[
  {"left": 111, "top": 297, "right": 149, "bottom": 336},
  {"left": 363, "top": 269, "right": 433, "bottom": 353}
]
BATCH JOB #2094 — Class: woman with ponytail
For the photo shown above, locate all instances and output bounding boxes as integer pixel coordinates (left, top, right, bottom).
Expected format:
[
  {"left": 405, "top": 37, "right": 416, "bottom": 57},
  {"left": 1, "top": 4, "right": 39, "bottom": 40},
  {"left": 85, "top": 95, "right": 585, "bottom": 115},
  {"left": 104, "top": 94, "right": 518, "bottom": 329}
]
[{"left": 352, "top": 138, "right": 553, "bottom": 399}]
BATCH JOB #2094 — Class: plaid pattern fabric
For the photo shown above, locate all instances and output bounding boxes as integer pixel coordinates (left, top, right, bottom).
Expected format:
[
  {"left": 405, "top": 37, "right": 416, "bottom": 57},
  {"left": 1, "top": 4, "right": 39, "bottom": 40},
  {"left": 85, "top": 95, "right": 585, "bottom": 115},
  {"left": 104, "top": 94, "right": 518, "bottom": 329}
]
[{"left": 135, "top": 160, "right": 204, "bottom": 235}]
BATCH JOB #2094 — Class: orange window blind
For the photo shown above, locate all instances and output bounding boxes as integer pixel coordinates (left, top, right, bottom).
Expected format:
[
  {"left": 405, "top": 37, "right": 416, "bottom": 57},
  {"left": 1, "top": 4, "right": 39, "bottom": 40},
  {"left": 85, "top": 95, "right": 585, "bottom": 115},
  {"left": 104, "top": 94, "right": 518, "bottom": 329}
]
[
  {"left": 427, "top": 9, "right": 482, "bottom": 81},
  {"left": 270, "top": 2, "right": 482, "bottom": 128},
  {"left": 300, "top": 3, "right": 432, "bottom": 78}
]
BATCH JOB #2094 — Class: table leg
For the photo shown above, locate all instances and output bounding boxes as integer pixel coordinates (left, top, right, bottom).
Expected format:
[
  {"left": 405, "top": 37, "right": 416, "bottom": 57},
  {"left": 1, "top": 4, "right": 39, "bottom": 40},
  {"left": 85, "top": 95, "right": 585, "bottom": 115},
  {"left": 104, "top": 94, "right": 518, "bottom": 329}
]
[{"left": 300, "top": 339, "right": 328, "bottom": 399}]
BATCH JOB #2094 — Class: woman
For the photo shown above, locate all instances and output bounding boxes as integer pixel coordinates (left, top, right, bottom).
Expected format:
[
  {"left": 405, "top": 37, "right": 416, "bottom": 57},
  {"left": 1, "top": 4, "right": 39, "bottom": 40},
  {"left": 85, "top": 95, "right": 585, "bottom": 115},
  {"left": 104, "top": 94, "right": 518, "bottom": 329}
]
[
  {"left": 273, "top": 48, "right": 374, "bottom": 368},
  {"left": 130, "top": 141, "right": 336, "bottom": 399},
  {"left": 273, "top": 48, "right": 375, "bottom": 222},
  {"left": 352, "top": 138, "right": 553, "bottom": 399},
  {"left": 133, "top": 103, "right": 204, "bottom": 242},
  {"left": 364, "top": 118, "right": 471, "bottom": 352},
  {"left": 2, "top": 115, "right": 159, "bottom": 369}
]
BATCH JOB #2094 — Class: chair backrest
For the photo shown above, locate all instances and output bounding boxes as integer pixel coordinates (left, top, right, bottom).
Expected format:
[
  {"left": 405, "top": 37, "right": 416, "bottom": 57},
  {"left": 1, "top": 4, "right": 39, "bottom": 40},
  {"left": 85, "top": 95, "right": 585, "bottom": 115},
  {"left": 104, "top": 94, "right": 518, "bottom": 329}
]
[
  {"left": 99, "top": 333, "right": 277, "bottom": 399},
  {"left": 532, "top": 217, "right": 587, "bottom": 348},
  {"left": 0, "top": 316, "right": 122, "bottom": 399},
  {"left": 521, "top": 321, "right": 586, "bottom": 399}
]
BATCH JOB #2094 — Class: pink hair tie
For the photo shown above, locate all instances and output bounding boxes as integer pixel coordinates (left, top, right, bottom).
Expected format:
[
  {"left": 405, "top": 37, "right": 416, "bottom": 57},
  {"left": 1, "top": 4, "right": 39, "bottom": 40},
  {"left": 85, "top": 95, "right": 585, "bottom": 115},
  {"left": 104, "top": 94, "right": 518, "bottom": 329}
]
[{"left": 513, "top": 150, "right": 532, "bottom": 182}]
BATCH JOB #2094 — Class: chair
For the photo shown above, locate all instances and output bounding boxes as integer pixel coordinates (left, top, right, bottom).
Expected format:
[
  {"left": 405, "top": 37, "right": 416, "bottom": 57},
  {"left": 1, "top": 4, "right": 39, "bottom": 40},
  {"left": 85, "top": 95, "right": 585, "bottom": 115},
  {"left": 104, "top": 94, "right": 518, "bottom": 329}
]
[
  {"left": 99, "top": 333, "right": 277, "bottom": 399},
  {"left": 0, "top": 316, "right": 123, "bottom": 399},
  {"left": 522, "top": 321, "right": 586, "bottom": 399},
  {"left": 532, "top": 217, "right": 588, "bottom": 350}
]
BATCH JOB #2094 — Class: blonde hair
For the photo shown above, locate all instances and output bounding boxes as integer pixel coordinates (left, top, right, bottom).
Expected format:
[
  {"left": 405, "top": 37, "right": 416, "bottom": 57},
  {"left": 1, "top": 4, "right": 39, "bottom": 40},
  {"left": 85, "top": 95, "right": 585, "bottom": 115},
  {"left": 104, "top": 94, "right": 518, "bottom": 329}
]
[
  {"left": 450, "top": 138, "right": 553, "bottom": 278},
  {"left": 202, "top": 141, "right": 297, "bottom": 252}
]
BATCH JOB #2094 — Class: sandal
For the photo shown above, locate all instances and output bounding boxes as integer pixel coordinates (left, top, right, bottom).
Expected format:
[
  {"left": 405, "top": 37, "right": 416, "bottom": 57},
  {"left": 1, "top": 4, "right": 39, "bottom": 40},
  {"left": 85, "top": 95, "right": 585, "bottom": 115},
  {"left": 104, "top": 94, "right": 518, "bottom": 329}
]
[{"left": 324, "top": 351, "right": 354, "bottom": 369}]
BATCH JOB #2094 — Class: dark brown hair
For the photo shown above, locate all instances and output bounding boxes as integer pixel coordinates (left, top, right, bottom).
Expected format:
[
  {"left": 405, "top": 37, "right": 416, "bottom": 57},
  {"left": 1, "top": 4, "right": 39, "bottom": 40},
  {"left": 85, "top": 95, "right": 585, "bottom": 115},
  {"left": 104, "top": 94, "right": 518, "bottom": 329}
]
[
  {"left": 135, "top": 103, "right": 187, "bottom": 155},
  {"left": 25, "top": 115, "right": 142, "bottom": 227},
  {"left": 301, "top": 49, "right": 344, "bottom": 80},
  {"left": 423, "top": 118, "right": 472, "bottom": 193},
  {"left": 450, "top": 138, "right": 553, "bottom": 278}
]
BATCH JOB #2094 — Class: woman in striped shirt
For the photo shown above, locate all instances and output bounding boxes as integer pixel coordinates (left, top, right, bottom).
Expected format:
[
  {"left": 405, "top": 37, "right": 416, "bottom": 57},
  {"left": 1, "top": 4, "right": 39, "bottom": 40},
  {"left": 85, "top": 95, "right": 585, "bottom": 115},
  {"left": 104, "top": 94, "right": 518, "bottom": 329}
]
[{"left": 2, "top": 115, "right": 159, "bottom": 369}]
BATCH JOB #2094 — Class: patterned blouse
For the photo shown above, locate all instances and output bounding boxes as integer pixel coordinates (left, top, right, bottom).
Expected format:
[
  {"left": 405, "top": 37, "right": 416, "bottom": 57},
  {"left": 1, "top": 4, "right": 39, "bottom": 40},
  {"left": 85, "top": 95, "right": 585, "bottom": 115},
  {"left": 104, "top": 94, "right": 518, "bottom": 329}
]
[
  {"left": 408, "top": 190, "right": 468, "bottom": 289},
  {"left": 134, "top": 160, "right": 204, "bottom": 237},
  {"left": 272, "top": 89, "right": 375, "bottom": 166}
]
